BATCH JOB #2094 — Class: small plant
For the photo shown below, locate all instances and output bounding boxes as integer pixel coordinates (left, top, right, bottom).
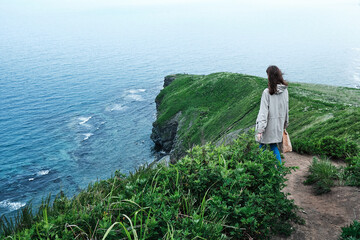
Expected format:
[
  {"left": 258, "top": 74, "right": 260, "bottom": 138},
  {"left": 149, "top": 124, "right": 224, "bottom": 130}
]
[
  {"left": 345, "top": 155, "right": 360, "bottom": 187},
  {"left": 339, "top": 220, "right": 360, "bottom": 240},
  {"left": 304, "top": 157, "right": 339, "bottom": 195}
]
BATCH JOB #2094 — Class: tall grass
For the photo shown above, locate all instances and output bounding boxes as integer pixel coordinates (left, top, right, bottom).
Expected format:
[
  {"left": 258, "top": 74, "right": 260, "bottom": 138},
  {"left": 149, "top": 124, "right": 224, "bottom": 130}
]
[{"left": 1, "top": 132, "right": 301, "bottom": 239}]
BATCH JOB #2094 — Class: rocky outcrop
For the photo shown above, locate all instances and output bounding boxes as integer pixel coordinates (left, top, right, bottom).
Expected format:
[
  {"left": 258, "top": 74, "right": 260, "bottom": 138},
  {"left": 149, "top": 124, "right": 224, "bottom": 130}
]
[
  {"left": 163, "top": 75, "right": 176, "bottom": 88},
  {"left": 151, "top": 75, "right": 183, "bottom": 163},
  {"left": 151, "top": 111, "right": 181, "bottom": 153}
]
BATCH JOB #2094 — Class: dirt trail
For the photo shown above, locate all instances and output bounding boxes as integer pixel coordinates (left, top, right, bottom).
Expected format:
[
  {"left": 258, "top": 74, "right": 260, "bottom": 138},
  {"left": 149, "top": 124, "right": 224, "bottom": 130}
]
[{"left": 273, "top": 152, "right": 360, "bottom": 240}]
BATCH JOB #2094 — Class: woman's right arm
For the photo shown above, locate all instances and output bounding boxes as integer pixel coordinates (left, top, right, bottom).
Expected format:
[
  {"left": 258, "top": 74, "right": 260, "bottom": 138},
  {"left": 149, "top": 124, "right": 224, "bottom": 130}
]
[{"left": 256, "top": 90, "right": 269, "bottom": 134}]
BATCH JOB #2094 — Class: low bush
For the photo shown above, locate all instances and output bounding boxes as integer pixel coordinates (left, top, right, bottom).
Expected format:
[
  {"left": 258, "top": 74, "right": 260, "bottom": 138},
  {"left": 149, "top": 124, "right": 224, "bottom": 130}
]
[
  {"left": 292, "top": 138, "right": 318, "bottom": 155},
  {"left": 319, "top": 136, "right": 358, "bottom": 160},
  {"left": 0, "top": 132, "right": 301, "bottom": 239},
  {"left": 340, "top": 220, "right": 360, "bottom": 240},
  {"left": 293, "top": 136, "right": 358, "bottom": 161},
  {"left": 318, "top": 136, "right": 346, "bottom": 159},
  {"left": 345, "top": 155, "right": 360, "bottom": 187},
  {"left": 304, "top": 157, "right": 339, "bottom": 195}
]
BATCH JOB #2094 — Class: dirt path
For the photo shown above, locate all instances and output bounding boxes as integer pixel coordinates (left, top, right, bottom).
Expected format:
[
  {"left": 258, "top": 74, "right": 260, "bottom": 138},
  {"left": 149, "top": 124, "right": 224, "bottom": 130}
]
[{"left": 273, "top": 152, "right": 360, "bottom": 240}]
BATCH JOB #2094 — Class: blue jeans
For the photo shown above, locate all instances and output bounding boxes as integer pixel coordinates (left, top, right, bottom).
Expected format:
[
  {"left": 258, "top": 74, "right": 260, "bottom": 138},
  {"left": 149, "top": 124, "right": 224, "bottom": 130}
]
[{"left": 259, "top": 143, "right": 282, "bottom": 165}]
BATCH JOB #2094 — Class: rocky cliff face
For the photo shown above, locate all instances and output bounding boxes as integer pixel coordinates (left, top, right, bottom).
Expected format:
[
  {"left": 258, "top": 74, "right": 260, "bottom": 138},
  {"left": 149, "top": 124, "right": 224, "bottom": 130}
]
[
  {"left": 151, "top": 75, "right": 183, "bottom": 162},
  {"left": 151, "top": 111, "right": 181, "bottom": 153},
  {"left": 163, "top": 75, "right": 176, "bottom": 88}
]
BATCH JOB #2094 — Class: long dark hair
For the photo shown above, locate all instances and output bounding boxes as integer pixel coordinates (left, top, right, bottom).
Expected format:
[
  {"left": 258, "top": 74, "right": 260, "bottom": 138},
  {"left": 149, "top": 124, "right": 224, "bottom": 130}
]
[{"left": 266, "top": 65, "right": 288, "bottom": 95}]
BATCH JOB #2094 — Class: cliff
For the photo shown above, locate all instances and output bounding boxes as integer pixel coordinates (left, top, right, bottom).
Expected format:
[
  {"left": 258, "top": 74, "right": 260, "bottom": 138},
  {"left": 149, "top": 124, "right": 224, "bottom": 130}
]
[
  {"left": 3, "top": 72, "right": 359, "bottom": 239},
  {"left": 151, "top": 72, "right": 360, "bottom": 162}
]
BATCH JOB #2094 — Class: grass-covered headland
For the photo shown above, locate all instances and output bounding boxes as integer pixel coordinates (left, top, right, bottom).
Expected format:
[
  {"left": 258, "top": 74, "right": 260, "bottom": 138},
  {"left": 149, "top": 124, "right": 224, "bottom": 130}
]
[
  {"left": 1, "top": 72, "right": 359, "bottom": 239},
  {"left": 153, "top": 72, "right": 359, "bottom": 159},
  {"left": 1, "top": 132, "right": 301, "bottom": 239}
]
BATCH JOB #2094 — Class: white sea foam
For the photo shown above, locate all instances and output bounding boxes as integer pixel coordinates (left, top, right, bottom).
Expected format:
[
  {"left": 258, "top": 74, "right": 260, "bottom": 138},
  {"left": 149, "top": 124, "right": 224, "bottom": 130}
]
[
  {"left": 37, "top": 170, "right": 50, "bottom": 176},
  {"left": 83, "top": 133, "right": 94, "bottom": 141},
  {"left": 29, "top": 178, "right": 34, "bottom": 181},
  {"left": 79, "top": 116, "right": 92, "bottom": 125},
  {"left": 125, "top": 94, "right": 144, "bottom": 101},
  {"left": 105, "top": 104, "right": 129, "bottom": 112},
  {"left": 0, "top": 200, "right": 26, "bottom": 211},
  {"left": 124, "top": 89, "right": 146, "bottom": 101},
  {"left": 127, "top": 89, "right": 146, "bottom": 94}
]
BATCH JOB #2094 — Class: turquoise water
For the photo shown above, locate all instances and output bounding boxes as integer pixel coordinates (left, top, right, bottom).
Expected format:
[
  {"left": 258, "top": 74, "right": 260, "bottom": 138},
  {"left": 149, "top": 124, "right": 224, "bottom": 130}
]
[{"left": 1, "top": 0, "right": 360, "bottom": 217}]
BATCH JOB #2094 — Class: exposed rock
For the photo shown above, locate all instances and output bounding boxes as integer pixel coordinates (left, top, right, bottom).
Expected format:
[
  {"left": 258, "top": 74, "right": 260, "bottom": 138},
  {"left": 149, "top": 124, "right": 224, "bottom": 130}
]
[
  {"left": 163, "top": 75, "right": 176, "bottom": 88},
  {"left": 151, "top": 75, "right": 188, "bottom": 163},
  {"left": 151, "top": 111, "right": 182, "bottom": 154},
  {"left": 151, "top": 75, "right": 190, "bottom": 163},
  {"left": 149, "top": 155, "right": 170, "bottom": 169}
]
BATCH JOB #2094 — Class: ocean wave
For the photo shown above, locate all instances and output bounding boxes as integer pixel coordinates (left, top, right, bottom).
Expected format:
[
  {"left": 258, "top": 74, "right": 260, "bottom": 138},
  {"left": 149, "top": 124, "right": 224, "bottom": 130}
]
[
  {"left": 127, "top": 89, "right": 146, "bottom": 94},
  {"left": 125, "top": 94, "right": 144, "bottom": 101},
  {"left": 37, "top": 169, "right": 50, "bottom": 176},
  {"left": 79, "top": 116, "right": 92, "bottom": 125},
  {"left": 83, "top": 133, "right": 94, "bottom": 141},
  {"left": 105, "top": 104, "right": 129, "bottom": 112},
  {"left": 0, "top": 200, "right": 26, "bottom": 211}
]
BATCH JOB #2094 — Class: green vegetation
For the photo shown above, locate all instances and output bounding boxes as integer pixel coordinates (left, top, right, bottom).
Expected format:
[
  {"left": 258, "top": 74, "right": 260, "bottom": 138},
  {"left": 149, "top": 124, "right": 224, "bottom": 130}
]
[
  {"left": 344, "top": 155, "right": 360, "bottom": 187},
  {"left": 0, "top": 132, "right": 302, "bottom": 239},
  {"left": 293, "top": 136, "right": 359, "bottom": 159},
  {"left": 1, "top": 72, "right": 359, "bottom": 238},
  {"left": 154, "top": 73, "right": 360, "bottom": 159},
  {"left": 304, "top": 155, "right": 360, "bottom": 194},
  {"left": 155, "top": 73, "right": 264, "bottom": 150},
  {"left": 303, "top": 157, "right": 340, "bottom": 194},
  {"left": 340, "top": 220, "right": 360, "bottom": 240}
]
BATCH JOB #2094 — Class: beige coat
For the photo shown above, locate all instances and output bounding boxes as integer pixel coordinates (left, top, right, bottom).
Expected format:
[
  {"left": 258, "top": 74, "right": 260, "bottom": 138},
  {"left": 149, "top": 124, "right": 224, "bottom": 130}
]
[{"left": 255, "top": 84, "right": 289, "bottom": 144}]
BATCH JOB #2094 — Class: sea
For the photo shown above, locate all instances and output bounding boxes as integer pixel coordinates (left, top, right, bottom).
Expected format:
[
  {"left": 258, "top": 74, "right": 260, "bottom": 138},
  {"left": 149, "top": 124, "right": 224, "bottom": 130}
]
[{"left": 1, "top": 0, "right": 360, "bottom": 217}]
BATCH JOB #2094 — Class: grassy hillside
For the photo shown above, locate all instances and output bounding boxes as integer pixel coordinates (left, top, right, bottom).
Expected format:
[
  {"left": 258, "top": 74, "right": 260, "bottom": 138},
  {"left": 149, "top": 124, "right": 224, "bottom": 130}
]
[
  {"left": 0, "top": 133, "right": 301, "bottom": 239},
  {"left": 154, "top": 72, "right": 360, "bottom": 156},
  {"left": 1, "top": 72, "right": 358, "bottom": 239}
]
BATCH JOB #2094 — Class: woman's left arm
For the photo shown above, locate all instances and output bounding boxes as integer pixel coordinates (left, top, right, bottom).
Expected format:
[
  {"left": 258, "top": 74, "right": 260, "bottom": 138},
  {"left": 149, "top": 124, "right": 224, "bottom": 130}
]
[{"left": 284, "top": 89, "right": 289, "bottom": 129}]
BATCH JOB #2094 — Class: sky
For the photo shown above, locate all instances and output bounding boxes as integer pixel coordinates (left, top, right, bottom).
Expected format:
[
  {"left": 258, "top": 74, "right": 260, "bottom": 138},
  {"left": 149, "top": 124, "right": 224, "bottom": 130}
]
[{"left": 1, "top": 0, "right": 358, "bottom": 11}]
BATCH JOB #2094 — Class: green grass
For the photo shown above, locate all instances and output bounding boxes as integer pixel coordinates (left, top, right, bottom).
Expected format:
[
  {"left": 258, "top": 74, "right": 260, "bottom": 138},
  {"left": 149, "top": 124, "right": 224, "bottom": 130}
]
[
  {"left": 154, "top": 73, "right": 360, "bottom": 158},
  {"left": 0, "top": 132, "right": 301, "bottom": 239},
  {"left": 303, "top": 157, "right": 339, "bottom": 195},
  {"left": 303, "top": 155, "right": 360, "bottom": 194},
  {"left": 1, "top": 72, "right": 359, "bottom": 239},
  {"left": 154, "top": 73, "right": 265, "bottom": 151},
  {"left": 340, "top": 220, "right": 360, "bottom": 240}
]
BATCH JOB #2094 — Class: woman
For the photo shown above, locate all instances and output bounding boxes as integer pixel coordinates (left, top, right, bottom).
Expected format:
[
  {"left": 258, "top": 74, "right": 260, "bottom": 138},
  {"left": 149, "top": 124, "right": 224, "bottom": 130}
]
[{"left": 255, "top": 65, "right": 289, "bottom": 164}]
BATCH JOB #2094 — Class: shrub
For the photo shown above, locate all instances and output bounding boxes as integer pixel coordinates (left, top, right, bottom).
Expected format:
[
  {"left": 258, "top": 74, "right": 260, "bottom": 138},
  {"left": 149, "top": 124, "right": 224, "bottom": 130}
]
[
  {"left": 293, "top": 136, "right": 358, "bottom": 161},
  {"left": 304, "top": 157, "right": 339, "bottom": 195},
  {"left": 292, "top": 138, "right": 318, "bottom": 155},
  {"left": 340, "top": 220, "right": 360, "bottom": 240},
  {"left": 345, "top": 142, "right": 359, "bottom": 159},
  {"left": 318, "top": 136, "right": 358, "bottom": 160},
  {"left": 0, "top": 132, "right": 301, "bottom": 239},
  {"left": 345, "top": 155, "right": 360, "bottom": 187},
  {"left": 318, "top": 136, "right": 346, "bottom": 159}
]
